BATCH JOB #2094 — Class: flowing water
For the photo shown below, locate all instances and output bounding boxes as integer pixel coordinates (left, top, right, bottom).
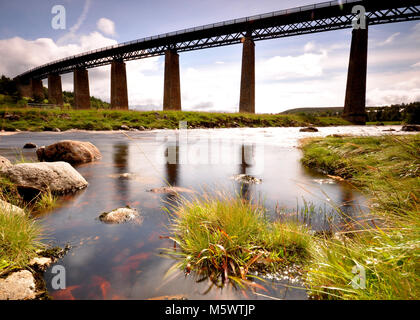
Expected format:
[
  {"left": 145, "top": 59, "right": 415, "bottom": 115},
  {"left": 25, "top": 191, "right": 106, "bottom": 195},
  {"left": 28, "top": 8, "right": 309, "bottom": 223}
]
[{"left": 0, "top": 125, "right": 406, "bottom": 300}]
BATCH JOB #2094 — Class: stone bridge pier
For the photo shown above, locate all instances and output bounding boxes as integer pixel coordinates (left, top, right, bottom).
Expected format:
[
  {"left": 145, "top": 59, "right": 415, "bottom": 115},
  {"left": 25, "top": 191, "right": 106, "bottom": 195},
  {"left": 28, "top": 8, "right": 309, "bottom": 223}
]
[
  {"left": 16, "top": 78, "right": 32, "bottom": 98},
  {"left": 163, "top": 49, "right": 181, "bottom": 111},
  {"left": 343, "top": 24, "right": 369, "bottom": 125},
  {"left": 111, "top": 60, "right": 128, "bottom": 109},
  {"left": 74, "top": 68, "right": 91, "bottom": 109},
  {"left": 48, "top": 74, "right": 63, "bottom": 105},
  {"left": 31, "top": 79, "right": 44, "bottom": 101},
  {"left": 239, "top": 36, "right": 255, "bottom": 113}
]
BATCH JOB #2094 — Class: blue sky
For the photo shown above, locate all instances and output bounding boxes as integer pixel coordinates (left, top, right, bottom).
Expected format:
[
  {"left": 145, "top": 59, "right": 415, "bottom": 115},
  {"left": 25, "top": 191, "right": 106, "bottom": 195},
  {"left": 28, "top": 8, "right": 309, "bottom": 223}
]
[{"left": 0, "top": 0, "right": 419, "bottom": 112}]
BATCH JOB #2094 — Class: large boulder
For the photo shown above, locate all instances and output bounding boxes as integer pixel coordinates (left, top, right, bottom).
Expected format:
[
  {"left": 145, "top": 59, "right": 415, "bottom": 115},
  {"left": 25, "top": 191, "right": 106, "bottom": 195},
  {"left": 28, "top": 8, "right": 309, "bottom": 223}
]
[
  {"left": 2, "top": 162, "right": 88, "bottom": 194},
  {"left": 0, "top": 270, "right": 36, "bottom": 300},
  {"left": 36, "top": 140, "right": 101, "bottom": 164},
  {"left": 0, "top": 156, "right": 11, "bottom": 171}
]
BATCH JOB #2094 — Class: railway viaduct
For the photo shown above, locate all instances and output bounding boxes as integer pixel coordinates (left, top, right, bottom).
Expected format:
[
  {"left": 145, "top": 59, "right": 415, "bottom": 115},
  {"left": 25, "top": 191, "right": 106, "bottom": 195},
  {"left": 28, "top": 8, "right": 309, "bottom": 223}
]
[{"left": 14, "top": 0, "right": 420, "bottom": 124}]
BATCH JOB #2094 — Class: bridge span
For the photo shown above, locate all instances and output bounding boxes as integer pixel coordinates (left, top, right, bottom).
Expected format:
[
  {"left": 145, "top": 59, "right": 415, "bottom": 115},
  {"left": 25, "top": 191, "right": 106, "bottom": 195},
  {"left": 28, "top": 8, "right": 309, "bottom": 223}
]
[{"left": 15, "top": 0, "right": 420, "bottom": 124}]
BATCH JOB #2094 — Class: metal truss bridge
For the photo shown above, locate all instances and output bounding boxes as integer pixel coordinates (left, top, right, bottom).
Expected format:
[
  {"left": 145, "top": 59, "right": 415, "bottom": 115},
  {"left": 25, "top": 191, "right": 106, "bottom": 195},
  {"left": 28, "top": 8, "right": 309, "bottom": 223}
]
[{"left": 17, "top": 0, "right": 420, "bottom": 80}]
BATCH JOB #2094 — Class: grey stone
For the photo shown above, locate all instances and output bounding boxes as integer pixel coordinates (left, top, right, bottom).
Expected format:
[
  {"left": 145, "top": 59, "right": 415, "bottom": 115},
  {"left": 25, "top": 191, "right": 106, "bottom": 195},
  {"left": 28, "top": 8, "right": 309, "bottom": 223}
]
[
  {"left": 99, "top": 207, "right": 142, "bottom": 224},
  {"left": 0, "top": 199, "right": 25, "bottom": 215},
  {"left": 0, "top": 156, "right": 11, "bottom": 170},
  {"left": 0, "top": 270, "right": 36, "bottom": 300},
  {"left": 3, "top": 161, "right": 88, "bottom": 194}
]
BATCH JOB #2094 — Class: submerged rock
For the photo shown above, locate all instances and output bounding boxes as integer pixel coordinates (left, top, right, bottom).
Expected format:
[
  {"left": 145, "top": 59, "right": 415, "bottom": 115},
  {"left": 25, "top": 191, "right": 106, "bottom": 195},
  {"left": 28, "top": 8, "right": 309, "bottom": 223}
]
[
  {"left": 299, "top": 127, "right": 319, "bottom": 132},
  {"left": 0, "top": 270, "right": 36, "bottom": 300},
  {"left": 99, "top": 207, "right": 142, "bottom": 224},
  {"left": 0, "top": 199, "right": 25, "bottom": 215},
  {"left": 148, "top": 186, "right": 196, "bottom": 194},
  {"left": 113, "top": 173, "right": 138, "bottom": 180},
  {"left": 0, "top": 155, "right": 11, "bottom": 170},
  {"left": 231, "top": 174, "right": 262, "bottom": 184},
  {"left": 23, "top": 143, "right": 37, "bottom": 149},
  {"left": 2, "top": 161, "right": 88, "bottom": 194},
  {"left": 401, "top": 125, "right": 420, "bottom": 132},
  {"left": 382, "top": 128, "right": 396, "bottom": 132},
  {"left": 36, "top": 140, "right": 102, "bottom": 164}
]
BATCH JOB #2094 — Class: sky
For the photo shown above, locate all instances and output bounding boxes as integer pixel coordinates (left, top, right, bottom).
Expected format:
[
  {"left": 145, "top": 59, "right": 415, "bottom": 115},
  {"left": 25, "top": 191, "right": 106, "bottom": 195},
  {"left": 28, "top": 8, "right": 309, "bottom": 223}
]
[{"left": 0, "top": 0, "right": 419, "bottom": 113}]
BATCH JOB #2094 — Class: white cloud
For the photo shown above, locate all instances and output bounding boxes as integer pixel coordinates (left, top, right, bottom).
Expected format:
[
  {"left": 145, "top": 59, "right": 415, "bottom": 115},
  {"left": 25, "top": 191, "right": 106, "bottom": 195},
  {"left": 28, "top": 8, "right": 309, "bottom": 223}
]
[
  {"left": 70, "top": 0, "right": 92, "bottom": 34},
  {"left": 0, "top": 32, "right": 118, "bottom": 77},
  {"left": 1, "top": 19, "right": 419, "bottom": 113},
  {"left": 97, "top": 18, "right": 116, "bottom": 36},
  {"left": 258, "top": 52, "right": 326, "bottom": 80},
  {"left": 378, "top": 32, "right": 400, "bottom": 46},
  {"left": 304, "top": 41, "right": 316, "bottom": 53},
  {"left": 57, "top": 0, "right": 92, "bottom": 45}
]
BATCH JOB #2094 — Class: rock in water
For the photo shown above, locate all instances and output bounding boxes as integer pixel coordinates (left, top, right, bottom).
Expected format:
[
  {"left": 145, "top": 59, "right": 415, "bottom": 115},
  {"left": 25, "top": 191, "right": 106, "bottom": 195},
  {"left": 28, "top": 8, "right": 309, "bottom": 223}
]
[
  {"left": 148, "top": 186, "right": 196, "bottom": 194},
  {"left": 0, "top": 155, "right": 11, "bottom": 170},
  {"left": 0, "top": 270, "right": 36, "bottom": 300},
  {"left": 99, "top": 207, "right": 142, "bottom": 224},
  {"left": 3, "top": 162, "right": 88, "bottom": 194},
  {"left": 0, "top": 199, "right": 25, "bottom": 215},
  {"left": 36, "top": 140, "right": 102, "bottom": 164},
  {"left": 299, "top": 127, "right": 319, "bottom": 132},
  {"left": 29, "top": 257, "right": 53, "bottom": 271},
  {"left": 231, "top": 174, "right": 262, "bottom": 184},
  {"left": 401, "top": 125, "right": 420, "bottom": 132},
  {"left": 23, "top": 143, "right": 37, "bottom": 149}
]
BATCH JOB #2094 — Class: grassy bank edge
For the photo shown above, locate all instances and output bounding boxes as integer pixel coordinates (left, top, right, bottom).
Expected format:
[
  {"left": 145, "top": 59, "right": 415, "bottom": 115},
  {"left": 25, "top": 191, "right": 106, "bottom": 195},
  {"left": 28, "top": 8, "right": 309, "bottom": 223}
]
[
  {"left": 0, "top": 107, "right": 351, "bottom": 132},
  {"left": 300, "top": 134, "right": 420, "bottom": 299},
  {"left": 0, "top": 164, "right": 57, "bottom": 277}
]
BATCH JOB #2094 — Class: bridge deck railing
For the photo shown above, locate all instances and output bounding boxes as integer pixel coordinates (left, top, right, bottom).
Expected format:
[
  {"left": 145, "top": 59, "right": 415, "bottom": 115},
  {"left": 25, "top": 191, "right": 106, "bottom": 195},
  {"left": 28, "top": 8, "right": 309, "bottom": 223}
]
[{"left": 19, "top": 0, "right": 363, "bottom": 78}]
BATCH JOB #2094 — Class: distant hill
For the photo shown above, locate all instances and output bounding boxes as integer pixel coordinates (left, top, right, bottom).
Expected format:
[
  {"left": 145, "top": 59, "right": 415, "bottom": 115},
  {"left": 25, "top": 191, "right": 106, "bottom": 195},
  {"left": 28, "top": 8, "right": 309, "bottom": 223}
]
[
  {"left": 282, "top": 102, "right": 420, "bottom": 124},
  {"left": 281, "top": 107, "right": 343, "bottom": 115}
]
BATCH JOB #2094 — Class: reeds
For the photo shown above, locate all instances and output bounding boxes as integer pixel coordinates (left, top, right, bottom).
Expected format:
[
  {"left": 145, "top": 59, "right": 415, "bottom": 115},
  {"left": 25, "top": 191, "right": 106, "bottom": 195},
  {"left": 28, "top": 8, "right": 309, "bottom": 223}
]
[
  {"left": 163, "top": 191, "right": 313, "bottom": 288},
  {"left": 301, "top": 134, "right": 420, "bottom": 299}
]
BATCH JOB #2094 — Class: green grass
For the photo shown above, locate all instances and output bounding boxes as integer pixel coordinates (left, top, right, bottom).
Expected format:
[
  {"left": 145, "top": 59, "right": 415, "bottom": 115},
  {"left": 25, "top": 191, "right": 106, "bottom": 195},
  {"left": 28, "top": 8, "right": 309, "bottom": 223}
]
[
  {"left": 0, "top": 106, "right": 350, "bottom": 132},
  {"left": 0, "top": 160, "right": 56, "bottom": 275},
  {"left": 300, "top": 134, "right": 420, "bottom": 299},
  {"left": 32, "top": 189, "right": 58, "bottom": 213},
  {"left": 0, "top": 207, "right": 45, "bottom": 276},
  {"left": 163, "top": 192, "right": 313, "bottom": 288}
]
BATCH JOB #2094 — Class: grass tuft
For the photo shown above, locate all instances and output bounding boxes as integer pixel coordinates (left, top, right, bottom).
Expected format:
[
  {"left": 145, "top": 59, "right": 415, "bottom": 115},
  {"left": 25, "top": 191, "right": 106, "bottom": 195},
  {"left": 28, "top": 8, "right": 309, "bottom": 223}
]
[
  {"left": 163, "top": 192, "right": 313, "bottom": 287},
  {"left": 0, "top": 208, "right": 45, "bottom": 275}
]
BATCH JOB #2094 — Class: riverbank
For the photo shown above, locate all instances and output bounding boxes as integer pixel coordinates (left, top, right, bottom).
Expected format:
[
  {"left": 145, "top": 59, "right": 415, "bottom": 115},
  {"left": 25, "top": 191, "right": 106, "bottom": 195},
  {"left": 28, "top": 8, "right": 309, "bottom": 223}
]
[
  {"left": 300, "top": 134, "right": 420, "bottom": 299},
  {"left": 0, "top": 107, "right": 351, "bottom": 132},
  {"left": 0, "top": 157, "right": 63, "bottom": 299}
]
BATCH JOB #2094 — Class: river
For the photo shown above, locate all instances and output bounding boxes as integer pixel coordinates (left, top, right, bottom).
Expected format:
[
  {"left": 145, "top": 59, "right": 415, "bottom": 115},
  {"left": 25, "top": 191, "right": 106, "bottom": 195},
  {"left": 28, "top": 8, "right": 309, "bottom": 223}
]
[{"left": 0, "top": 125, "right": 407, "bottom": 300}]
